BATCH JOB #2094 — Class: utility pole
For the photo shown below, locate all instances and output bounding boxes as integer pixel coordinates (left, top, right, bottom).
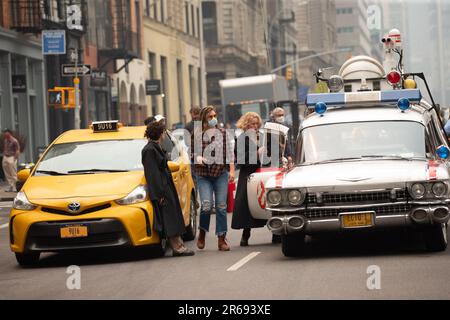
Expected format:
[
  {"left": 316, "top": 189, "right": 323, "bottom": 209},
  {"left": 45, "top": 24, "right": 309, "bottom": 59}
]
[{"left": 73, "top": 48, "right": 81, "bottom": 129}]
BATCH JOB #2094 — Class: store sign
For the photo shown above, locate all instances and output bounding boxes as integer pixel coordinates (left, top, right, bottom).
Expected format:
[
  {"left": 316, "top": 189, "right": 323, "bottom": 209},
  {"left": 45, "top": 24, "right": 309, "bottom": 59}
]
[
  {"left": 90, "top": 70, "right": 107, "bottom": 87},
  {"left": 67, "top": 4, "right": 83, "bottom": 31},
  {"left": 42, "top": 30, "right": 66, "bottom": 55},
  {"left": 146, "top": 80, "right": 161, "bottom": 95},
  {"left": 12, "top": 75, "right": 26, "bottom": 93}
]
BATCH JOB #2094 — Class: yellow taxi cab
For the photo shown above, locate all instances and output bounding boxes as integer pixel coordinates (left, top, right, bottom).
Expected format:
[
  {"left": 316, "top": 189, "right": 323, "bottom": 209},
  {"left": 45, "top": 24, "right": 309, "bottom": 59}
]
[{"left": 9, "top": 120, "right": 197, "bottom": 266}]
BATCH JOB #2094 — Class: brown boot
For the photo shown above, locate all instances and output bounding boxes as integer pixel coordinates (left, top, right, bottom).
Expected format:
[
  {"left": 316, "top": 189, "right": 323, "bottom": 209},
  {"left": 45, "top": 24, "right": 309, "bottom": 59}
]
[
  {"left": 218, "top": 235, "right": 230, "bottom": 251},
  {"left": 197, "top": 229, "right": 206, "bottom": 249}
]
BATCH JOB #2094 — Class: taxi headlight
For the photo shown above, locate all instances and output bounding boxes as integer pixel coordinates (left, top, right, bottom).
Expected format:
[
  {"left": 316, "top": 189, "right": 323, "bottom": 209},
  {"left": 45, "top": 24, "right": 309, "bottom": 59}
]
[
  {"left": 410, "top": 183, "right": 426, "bottom": 199},
  {"left": 432, "top": 182, "right": 447, "bottom": 197},
  {"left": 288, "top": 190, "right": 305, "bottom": 206},
  {"left": 13, "top": 191, "right": 37, "bottom": 211},
  {"left": 115, "top": 185, "right": 148, "bottom": 205},
  {"left": 267, "top": 190, "right": 282, "bottom": 206}
]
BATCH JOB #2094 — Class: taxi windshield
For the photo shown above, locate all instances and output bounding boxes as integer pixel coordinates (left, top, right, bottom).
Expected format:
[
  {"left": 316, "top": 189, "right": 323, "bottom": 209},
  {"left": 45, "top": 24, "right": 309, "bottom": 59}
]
[
  {"left": 297, "top": 121, "right": 427, "bottom": 165},
  {"left": 35, "top": 139, "right": 147, "bottom": 175}
]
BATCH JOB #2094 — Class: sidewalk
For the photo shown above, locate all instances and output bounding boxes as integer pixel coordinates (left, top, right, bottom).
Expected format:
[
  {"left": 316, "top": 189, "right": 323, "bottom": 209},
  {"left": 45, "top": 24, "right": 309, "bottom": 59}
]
[{"left": 0, "top": 181, "right": 17, "bottom": 201}]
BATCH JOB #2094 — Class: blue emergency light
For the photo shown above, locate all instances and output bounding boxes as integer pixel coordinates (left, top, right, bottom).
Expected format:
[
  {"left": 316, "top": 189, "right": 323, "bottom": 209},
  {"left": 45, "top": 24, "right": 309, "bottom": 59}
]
[{"left": 306, "top": 89, "right": 422, "bottom": 108}]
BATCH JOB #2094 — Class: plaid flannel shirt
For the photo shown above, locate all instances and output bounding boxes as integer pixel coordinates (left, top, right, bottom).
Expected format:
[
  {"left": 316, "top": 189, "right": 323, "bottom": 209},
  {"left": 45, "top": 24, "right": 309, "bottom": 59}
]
[{"left": 191, "top": 128, "right": 234, "bottom": 177}]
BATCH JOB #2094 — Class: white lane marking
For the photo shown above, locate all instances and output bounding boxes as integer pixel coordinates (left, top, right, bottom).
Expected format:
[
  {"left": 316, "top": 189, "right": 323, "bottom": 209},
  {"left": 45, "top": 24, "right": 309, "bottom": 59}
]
[
  {"left": 0, "top": 223, "right": 8, "bottom": 229},
  {"left": 227, "top": 252, "right": 261, "bottom": 271}
]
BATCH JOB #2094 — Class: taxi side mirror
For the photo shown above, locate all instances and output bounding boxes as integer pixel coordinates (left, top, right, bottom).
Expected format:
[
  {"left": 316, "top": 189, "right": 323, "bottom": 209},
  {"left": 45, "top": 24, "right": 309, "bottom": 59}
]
[
  {"left": 17, "top": 168, "right": 31, "bottom": 182},
  {"left": 168, "top": 161, "right": 180, "bottom": 172}
]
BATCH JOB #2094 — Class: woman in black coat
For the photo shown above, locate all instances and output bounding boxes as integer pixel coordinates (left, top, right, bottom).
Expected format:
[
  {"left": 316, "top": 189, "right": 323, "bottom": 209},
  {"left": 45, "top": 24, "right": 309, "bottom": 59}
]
[
  {"left": 142, "top": 121, "right": 194, "bottom": 257},
  {"left": 231, "top": 112, "right": 267, "bottom": 246}
]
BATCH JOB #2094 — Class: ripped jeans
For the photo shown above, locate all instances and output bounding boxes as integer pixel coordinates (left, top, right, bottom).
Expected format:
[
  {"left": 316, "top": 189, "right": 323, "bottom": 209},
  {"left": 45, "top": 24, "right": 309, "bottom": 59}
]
[{"left": 197, "top": 172, "right": 229, "bottom": 236}]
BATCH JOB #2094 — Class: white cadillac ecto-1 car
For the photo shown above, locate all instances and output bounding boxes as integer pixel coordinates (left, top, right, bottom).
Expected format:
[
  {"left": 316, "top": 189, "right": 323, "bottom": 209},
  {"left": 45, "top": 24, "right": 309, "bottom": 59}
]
[{"left": 247, "top": 37, "right": 450, "bottom": 256}]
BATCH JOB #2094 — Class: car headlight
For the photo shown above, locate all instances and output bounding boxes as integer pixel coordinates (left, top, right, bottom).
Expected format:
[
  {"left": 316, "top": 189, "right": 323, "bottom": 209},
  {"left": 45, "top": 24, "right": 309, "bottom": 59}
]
[
  {"left": 432, "top": 182, "right": 447, "bottom": 197},
  {"left": 288, "top": 190, "right": 305, "bottom": 206},
  {"left": 115, "top": 185, "right": 148, "bottom": 205},
  {"left": 13, "top": 191, "right": 37, "bottom": 210},
  {"left": 267, "top": 190, "right": 282, "bottom": 206},
  {"left": 410, "top": 183, "right": 426, "bottom": 199}
]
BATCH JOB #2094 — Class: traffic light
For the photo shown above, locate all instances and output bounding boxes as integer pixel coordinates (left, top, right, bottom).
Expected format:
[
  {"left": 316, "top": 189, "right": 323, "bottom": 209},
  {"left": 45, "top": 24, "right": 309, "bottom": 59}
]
[
  {"left": 285, "top": 67, "right": 293, "bottom": 81},
  {"left": 48, "top": 87, "right": 76, "bottom": 108}
]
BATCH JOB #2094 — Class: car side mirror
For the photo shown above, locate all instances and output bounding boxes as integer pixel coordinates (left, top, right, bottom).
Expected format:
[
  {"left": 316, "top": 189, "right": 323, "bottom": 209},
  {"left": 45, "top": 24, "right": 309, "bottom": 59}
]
[
  {"left": 168, "top": 161, "right": 180, "bottom": 172},
  {"left": 17, "top": 168, "right": 31, "bottom": 182}
]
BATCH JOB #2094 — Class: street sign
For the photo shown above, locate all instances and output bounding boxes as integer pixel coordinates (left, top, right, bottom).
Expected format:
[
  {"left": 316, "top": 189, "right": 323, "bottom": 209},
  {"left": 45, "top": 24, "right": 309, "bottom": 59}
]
[
  {"left": 42, "top": 30, "right": 66, "bottom": 55},
  {"left": 12, "top": 75, "right": 26, "bottom": 93},
  {"left": 67, "top": 4, "right": 83, "bottom": 31},
  {"left": 90, "top": 70, "right": 107, "bottom": 87},
  {"left": 62, "top": 64, "right": 91, "bottom": 77},
  {"left": 146, "top": 80, "right": 161, "bottom": 95}
]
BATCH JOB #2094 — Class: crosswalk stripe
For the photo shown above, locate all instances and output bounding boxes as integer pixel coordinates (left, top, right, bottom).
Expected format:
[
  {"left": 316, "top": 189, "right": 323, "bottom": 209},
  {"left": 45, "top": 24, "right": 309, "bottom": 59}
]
[
  {"left": 0, "top": 223, "right": 9, "bottom": 229},
  {"left": 227, "top": 252, "right": 261, "bottom": 271}
]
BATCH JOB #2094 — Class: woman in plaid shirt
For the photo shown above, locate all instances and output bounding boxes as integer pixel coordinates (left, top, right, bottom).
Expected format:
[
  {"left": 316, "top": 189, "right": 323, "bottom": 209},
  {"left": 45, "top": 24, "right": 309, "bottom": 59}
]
[{"left": 192, "top": 106, "right": 235, "bottom": 251}]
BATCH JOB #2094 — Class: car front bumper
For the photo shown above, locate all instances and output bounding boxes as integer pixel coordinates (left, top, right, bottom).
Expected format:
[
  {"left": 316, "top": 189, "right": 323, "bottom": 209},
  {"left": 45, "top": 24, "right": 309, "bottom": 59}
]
[
  {"left": 267, "top": 204, "right": 450, "bottom": 235},
  {"left": 9, "top": 202, "right": 160, "bottom": 253}
]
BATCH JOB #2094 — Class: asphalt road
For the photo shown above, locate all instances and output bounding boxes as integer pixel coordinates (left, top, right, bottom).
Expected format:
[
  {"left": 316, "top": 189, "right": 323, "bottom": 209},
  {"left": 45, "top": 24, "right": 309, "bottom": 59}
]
[{"left": 0, "top": 203, "right": 449, "bottom": 300}]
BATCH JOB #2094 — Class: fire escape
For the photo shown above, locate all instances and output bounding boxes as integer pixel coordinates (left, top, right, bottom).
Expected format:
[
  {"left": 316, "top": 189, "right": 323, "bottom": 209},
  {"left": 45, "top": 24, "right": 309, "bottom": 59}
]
[
  {"left": 10, "top": 0, "right": 87, "bottom": 34},
  {"left": 98, "top": 0, "right": 140, "bottom": 73}
]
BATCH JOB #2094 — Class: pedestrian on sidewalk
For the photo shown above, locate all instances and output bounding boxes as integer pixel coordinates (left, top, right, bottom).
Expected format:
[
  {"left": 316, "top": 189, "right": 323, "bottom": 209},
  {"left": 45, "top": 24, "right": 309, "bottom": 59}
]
[
  {"left": 231, "top": 113, "right": 267, "bottom": 246},
  {"left": 192, "top": 106, "right": 235, "bottom": 251},
  {"left": 142, "top": 121, "right": 194, "bottom": 257},
  {"left": 2, "top": 129, "right": 20, "bottom": 192}
]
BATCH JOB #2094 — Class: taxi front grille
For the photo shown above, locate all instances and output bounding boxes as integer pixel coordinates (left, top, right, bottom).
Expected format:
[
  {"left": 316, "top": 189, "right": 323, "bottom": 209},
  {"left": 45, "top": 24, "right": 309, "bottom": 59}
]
[
  {"left": 305, "top": 204, "right": 412, "bottom": 219},
  {"left": 41, "top": 204, "right": 112, "bottom": 216},
  {"left": 307, "top": 190, "right": 407, "bottom": 205}
]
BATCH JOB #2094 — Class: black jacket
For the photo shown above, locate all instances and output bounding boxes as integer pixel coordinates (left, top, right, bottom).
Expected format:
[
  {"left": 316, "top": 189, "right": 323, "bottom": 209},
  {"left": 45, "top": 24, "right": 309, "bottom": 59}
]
[{"left": 142, "top": 140, "right": 186, "bottom": 238}]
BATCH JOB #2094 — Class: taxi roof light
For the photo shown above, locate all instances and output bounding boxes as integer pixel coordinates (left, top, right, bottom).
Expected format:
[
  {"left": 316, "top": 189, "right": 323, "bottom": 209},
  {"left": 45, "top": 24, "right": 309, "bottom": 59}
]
[
  {"left": 397, "top": 98, "right": 411, "bottom": 111},
  {"left": 315, "top": 102, "right": 327, "bottom": 115},
  {"left": 90, "top": 120, "right": 121, "bottom": 133}
]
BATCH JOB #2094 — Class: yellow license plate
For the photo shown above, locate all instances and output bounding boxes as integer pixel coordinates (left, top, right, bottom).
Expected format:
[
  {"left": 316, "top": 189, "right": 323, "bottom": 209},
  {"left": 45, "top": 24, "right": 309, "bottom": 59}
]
[
  {"left": 341, "top": 212, "right": 374, "bottom": 228},
  {"left": 60, "top": 225, "right": 88, "bottom": 238}
]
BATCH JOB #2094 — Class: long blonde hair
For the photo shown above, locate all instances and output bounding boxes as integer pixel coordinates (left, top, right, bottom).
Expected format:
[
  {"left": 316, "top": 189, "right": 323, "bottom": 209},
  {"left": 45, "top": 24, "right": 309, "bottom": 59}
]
[{"left": 236, "top": 112, "right": 262, "bottom": 131}]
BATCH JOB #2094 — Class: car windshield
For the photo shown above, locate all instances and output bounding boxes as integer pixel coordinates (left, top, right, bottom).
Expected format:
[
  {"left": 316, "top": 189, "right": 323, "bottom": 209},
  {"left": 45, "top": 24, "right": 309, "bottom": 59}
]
[
  {"left": 35, "top": 139, "right": 147, "bottom": 175},
  {"left": 297, "top": 121, "right": 427, "bottom": 165}
]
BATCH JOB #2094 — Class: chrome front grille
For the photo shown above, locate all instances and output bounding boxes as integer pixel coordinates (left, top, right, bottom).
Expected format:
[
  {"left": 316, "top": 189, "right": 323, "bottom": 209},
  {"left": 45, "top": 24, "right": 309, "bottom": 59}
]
[
  {"left": 307, "top": 190, "right": 407, "bottom": 206},
  {"left": 305, "top": 204, "right": 412, "bottom": 219}
]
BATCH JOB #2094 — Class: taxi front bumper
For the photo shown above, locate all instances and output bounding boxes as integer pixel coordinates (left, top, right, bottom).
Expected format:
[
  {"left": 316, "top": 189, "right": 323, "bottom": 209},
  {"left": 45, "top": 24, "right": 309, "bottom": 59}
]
[
  {"left": 9, "top": 202, "right": 159, "bottom": 253},
  {"left": 267, "top": 203, "right": 450, "bottom": 235}
]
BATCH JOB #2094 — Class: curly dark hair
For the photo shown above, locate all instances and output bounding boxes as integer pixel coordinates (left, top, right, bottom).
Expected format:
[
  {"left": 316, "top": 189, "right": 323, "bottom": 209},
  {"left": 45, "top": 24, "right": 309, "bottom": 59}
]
[{"left": 144, "top": 120, "right": 165, "bottom": 141}]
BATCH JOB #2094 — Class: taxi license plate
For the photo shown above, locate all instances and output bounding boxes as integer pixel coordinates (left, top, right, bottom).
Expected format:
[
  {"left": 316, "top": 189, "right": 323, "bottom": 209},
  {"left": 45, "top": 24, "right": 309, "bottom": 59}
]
[
  {"left": 60, "top": 225, "right": 88, "bottom": 238},
  {"left": 341, "top": 212, "right": 374, "bottom": 228}
]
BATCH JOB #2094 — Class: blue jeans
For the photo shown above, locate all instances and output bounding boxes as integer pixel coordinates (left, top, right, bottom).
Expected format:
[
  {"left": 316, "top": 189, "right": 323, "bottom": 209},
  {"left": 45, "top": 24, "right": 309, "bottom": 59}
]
[{"left": 197, "top": 172, "right": 229, "bottom": 236}]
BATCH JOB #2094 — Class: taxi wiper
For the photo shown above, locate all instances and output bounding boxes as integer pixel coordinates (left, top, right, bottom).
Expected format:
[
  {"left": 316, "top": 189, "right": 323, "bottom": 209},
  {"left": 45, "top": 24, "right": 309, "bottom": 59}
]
[
  {"left": 35, "top": 170, "right": 68, "bottom": 176},
  {"left": 67, "top": 169, "right": 129, "bottom": 174}
]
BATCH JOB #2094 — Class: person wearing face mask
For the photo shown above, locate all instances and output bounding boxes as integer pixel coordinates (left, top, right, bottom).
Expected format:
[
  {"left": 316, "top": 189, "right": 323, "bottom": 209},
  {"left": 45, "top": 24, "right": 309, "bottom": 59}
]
[
  {"left": 268, "top": 107, "right": 293, "bottom": 164},
  {"left": 191, "top": 106, "right": 235, "bottom": 251}
]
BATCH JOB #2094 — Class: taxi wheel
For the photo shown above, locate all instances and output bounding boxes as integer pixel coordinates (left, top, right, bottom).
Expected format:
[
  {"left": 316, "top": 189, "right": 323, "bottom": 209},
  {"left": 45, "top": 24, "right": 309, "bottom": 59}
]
[
  {"left": 15, "top": 252, "right": 40, "bottom": 267},
  {"left": 424, "top": 223, "right": 448, "bottom": 252},
  {"left": 281, "top": 233, "right": 305, "bottom": 257},
  {"left": 183, "top": 195, "right": 197, "bottom": 241}
]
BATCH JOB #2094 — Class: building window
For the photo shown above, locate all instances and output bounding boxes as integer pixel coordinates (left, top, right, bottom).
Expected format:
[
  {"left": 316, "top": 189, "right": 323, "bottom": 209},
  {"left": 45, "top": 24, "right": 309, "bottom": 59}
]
[
  {"left": 149, "top": 52, "right": 157, "bottom": 115},
  {"left": 189, "top": 65, "right": 195, "bottom": 106},
  {"left": 176, "top": 60, "right": 184, "bottom": 123},
  {"left": 191, "top": 4, "right": 195, "bottom": 36},
  {"left": 145, "top": 0, "right": 150, "bottom": 16},
  {"left": 196, "top": 7, "right": 200, "bottom": 39},
  {"left": 161, "top": 56, "right": 168, "bottom": 119},
  {"left": 198, "top": 67, "right": 202, "bottom": 106},
  {"left": 160, "top": 0, "right": 165, "bottom": 23},
  {"left": 185, "top": 2, "right": 189, "bottom": 34},
  {"left": 202, "top": 1, "right": 218, "bottom": 45}
]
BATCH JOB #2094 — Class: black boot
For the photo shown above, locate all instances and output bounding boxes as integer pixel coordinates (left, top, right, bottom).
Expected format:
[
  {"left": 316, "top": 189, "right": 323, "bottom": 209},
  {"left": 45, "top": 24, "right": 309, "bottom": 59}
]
[{"left": 240, "top": 228, "right": 251, "bottom": 247}]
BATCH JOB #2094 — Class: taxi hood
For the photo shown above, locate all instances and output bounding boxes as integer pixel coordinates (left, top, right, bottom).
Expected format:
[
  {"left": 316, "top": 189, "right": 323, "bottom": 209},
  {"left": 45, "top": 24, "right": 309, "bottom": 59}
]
[
  {"left": 23, "top": 171, "right": 145, "bottom": 200},
  {"left": 266, "top": 160, "right": 448, "bottom": 191}
]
